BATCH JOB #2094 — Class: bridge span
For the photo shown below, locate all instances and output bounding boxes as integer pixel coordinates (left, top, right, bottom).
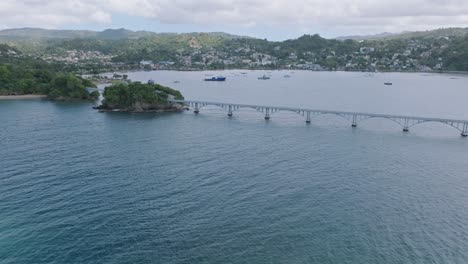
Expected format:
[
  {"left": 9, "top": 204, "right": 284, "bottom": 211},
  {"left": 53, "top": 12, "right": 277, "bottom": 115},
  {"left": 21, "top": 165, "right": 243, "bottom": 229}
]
[{"left": 169, "top": 99, "right": 468, "bottom": 137}]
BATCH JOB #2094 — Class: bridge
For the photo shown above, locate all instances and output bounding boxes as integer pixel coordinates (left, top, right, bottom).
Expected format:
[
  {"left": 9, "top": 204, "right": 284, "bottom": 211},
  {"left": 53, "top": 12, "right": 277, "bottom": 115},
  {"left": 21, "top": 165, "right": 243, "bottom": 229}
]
[{"left": 169, "top": 100, "right": 468, "bottom": 137}]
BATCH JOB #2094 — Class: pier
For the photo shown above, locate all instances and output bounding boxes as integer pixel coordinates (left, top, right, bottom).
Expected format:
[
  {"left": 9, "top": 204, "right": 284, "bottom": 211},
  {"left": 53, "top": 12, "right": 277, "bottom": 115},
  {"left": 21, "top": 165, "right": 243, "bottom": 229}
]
[{"left": 169, "top": 100, "right": 468, "bottom": 137}]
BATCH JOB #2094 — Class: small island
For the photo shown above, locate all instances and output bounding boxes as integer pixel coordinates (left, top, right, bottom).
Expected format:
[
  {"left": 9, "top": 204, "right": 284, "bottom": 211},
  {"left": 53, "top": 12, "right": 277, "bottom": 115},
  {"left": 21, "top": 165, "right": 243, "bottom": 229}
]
[{"left": 96, "top": 82, "right": 185, "bottom": 113}]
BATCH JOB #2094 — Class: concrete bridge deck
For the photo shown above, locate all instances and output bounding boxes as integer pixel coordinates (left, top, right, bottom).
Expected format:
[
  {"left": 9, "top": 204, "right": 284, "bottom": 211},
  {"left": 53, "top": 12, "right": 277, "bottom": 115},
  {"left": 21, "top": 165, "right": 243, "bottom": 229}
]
[{"left": 169, "top": 99, "right": 468, "bottom": 137}]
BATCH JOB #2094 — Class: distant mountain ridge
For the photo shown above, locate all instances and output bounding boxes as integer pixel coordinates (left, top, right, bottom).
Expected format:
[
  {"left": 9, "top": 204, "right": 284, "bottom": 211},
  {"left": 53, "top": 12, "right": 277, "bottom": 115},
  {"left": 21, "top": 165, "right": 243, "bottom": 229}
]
[
  {"left": 336, "top": 32, "right": 397, "bottom": 40},
  {"left": 0, "top": 28, "right": 248, "bottom": 40},
  {"left": 3, "top": 27, "right": 468, "bottom": 42},
  {"left": 337, "top": 28, "right": 468, "bottom": 41}
]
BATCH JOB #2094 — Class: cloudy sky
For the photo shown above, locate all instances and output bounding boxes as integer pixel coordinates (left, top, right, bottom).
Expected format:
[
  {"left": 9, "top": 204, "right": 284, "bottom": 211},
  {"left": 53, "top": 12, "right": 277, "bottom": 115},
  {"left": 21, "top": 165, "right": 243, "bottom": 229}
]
[{"left": 1, "top": 0, "right": 468, "bottom": 40}]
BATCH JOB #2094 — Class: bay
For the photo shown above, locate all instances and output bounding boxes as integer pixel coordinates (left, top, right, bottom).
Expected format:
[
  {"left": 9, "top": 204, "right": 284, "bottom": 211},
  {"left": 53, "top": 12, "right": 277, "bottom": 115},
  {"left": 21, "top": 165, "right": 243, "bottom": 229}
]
[{"left": 1, "top": 71, "right": 468, "bottom": 263}]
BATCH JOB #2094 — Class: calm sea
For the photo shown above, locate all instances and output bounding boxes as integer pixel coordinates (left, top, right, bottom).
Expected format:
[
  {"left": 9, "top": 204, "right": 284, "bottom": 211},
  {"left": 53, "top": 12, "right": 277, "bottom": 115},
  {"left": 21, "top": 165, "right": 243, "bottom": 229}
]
[{"left": 1, "top": 71, "right": 468, "bottom": 263}]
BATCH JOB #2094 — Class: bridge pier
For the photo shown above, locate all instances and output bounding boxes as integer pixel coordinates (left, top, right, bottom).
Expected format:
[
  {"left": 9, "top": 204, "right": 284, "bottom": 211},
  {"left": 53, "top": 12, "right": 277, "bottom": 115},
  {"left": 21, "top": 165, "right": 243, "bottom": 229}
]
[
  {"left": 306, "top": 111, "right": 311, "bottom": 124},
  {"left": 227, "top": 105, "right": 233, "bottom": 117},
  {"left": 403, "top": 119, "right": 410, "bottom": 132},
  {"left": 194, "top": 103, "right": 199, "bottom": 114},
  {"left": 462, "top": 123, "right": 468, "bottom": 137},
  {"left": 264, "top": 108, "right": 271, "bottom": 120},
  {"left": 351, "top": 114, "right": 357, "bottom": 127}
]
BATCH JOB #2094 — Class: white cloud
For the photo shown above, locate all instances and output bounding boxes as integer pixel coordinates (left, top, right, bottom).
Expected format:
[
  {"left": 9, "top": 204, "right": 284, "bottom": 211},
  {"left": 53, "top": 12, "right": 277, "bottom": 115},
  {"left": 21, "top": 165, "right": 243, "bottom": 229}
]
[
  {"left": 1, "top": 0, "right": 468, "bottom": 36},
  {"left": 0, "top": 0, "right": 111, "bottom": 29}
]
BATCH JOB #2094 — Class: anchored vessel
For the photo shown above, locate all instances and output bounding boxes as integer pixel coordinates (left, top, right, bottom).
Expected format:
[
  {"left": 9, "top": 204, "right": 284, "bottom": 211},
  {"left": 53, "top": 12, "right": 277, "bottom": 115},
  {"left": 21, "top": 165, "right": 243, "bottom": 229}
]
[
  {"left": 170, "top": 99, "right": 468, "bottom": 137},
  {"left": 204, "top": 76, "right": 226, "bottom": 81},
  {"left": 258, "top": 75, "right": 270, "bottom": 80}
]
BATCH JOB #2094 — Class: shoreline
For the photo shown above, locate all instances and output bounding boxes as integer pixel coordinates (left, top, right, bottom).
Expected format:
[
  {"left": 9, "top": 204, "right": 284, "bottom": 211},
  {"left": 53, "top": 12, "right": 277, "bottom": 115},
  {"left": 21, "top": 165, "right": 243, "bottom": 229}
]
[
  {"left": 90, "top": 68, "right": 468, "bottom": 76},
  {"left": 94, "top": 103, "right": 188, "bottom": 113},
  {"left": 0, "top": 95, "right": 47, "bottom": 100},
  {"left": 97, "top": 108, "right": 186, "bottom": 113}
]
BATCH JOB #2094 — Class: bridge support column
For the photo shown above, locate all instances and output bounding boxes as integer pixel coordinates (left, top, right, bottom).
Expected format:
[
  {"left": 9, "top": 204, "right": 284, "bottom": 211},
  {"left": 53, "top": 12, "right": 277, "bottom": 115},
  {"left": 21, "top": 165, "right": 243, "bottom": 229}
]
[
  {"left": 462, "top": 123, "right": 468, "bottom": 137},
  {"left": 403, "top": 119, "right": 410, "bottom": 132},
  {"left": 227, "top": 105, "right": 233, "bottom": 117},
  {"left": 194, "top": 103, "right": 199, "bottom": 114},
  {"left": 264, "top": 108, "right": 270, "bottom": 120},
  {"left": 306, "top": 111, "right": 311, "bottom": 124},
  {"left": 351, "top": 114, "right": 357, "bottom": 127}
]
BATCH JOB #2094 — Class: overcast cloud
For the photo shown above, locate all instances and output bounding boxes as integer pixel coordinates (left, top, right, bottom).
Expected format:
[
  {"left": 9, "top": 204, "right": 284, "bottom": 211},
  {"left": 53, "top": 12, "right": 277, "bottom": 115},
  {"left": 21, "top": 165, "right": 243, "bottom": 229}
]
[{"left": 1, "top": 0, "right": 468, "bottom": 39}]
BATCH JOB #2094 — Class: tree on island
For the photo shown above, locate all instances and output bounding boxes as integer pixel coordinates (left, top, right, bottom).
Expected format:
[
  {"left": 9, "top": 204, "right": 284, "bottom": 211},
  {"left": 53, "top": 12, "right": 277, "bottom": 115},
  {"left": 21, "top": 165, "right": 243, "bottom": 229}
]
[{"left": 47, "top": 74, "right": 98, "bottom": 100}]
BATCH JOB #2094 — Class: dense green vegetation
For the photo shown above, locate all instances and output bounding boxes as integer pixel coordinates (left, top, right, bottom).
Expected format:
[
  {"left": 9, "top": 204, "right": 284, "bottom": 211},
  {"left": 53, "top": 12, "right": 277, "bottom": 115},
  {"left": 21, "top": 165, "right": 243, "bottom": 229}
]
[
  {"left": 441, "top": 36, "right": 468, "bottom": 71},
  {"left": 101, "top": 82, "right": 184, "bottom": 111},
  {"left": 46, "top": 74, "right": 98, "bottom": 100},
  {"left": 0, "top": 44, "right": 97, "bottom": 99}
]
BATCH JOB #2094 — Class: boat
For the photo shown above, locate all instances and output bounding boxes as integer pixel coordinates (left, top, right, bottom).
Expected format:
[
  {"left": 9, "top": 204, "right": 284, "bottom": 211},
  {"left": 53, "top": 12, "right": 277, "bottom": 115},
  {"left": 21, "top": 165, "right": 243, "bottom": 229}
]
[
  {"left": 204, "top": 76, "right": 226, "bottom": 81},
  {"left": 147, "top": 79, "right": 155, "bottom": 84},
  {"left": 174, "top": 80, "right": 180, "bottom": 83},
  {"left": 384, "top": 82, "right": 393, "bottom": 85},
  {"left": 283, "top": 74, "right": 291, "bottom": 78},
  {"left": 258, "top": 75, "right": 270, "bottom": 80}
]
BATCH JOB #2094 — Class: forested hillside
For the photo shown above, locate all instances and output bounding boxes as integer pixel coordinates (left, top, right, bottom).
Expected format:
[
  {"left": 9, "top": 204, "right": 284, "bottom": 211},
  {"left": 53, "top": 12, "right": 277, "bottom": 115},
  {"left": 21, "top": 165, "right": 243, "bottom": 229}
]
[{"left": 1, "top": 27, "right": 468, "bottom": 72}]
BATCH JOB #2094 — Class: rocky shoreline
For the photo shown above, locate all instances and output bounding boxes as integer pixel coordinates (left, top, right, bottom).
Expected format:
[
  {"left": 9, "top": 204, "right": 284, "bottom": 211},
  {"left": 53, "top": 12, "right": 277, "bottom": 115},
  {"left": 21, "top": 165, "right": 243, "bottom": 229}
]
[
  {"left": 93, "top": 103, "right": 188, "bottom": 113},
  {"left": 0, "top": 95, "right": 47, "bottom": 100}
]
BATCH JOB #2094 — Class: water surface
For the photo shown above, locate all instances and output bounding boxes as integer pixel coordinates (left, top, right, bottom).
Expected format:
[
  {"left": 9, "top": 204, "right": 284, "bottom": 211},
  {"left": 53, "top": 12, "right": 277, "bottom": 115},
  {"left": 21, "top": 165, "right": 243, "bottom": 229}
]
[{"left": 1, "top": 71, "right": 468, "bottom": 263}]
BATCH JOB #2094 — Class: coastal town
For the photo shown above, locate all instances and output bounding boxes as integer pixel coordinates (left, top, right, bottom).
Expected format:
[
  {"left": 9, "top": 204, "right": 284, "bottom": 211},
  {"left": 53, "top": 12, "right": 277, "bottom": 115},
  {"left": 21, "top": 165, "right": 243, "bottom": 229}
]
[{"left": 29, "top": 34, "right": 458, "bottom": 74}]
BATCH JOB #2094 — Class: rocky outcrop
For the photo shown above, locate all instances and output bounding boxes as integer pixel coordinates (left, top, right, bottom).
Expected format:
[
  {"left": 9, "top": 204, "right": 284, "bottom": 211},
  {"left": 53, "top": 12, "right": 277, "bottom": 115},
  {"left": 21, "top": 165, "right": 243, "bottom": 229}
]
[{"left": 94, "top": 102, "right": 187, "bottom": 113}]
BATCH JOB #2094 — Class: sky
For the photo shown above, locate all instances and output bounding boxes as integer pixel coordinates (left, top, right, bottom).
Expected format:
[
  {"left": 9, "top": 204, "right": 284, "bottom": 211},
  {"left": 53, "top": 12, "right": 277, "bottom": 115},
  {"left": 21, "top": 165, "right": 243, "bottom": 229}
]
[{"left": 1, "top": 0, "right": 468, "bottom": 40}]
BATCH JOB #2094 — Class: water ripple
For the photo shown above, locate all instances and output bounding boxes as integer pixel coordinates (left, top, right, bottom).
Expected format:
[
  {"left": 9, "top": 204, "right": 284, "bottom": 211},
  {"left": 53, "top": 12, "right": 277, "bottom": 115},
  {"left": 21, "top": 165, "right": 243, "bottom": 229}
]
[{"left": 1, "top": 100, "right": 468, "bottom": 264}]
